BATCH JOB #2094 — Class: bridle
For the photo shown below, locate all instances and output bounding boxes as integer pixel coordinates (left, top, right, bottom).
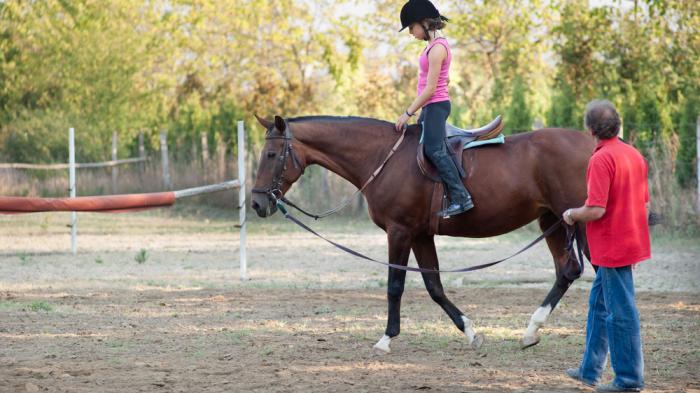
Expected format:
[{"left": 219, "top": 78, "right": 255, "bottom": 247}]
[
  {"left": 252, "top": 119, "right": 407, "bottom": 219},
  {"left": 251, "top": 123, "right": 304, "bottom": 202}
]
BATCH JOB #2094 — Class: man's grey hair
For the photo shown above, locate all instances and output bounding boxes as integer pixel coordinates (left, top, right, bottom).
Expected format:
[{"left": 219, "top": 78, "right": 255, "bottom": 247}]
[{"left": 584, "top": 99, "right": 621, "bottom": 139}]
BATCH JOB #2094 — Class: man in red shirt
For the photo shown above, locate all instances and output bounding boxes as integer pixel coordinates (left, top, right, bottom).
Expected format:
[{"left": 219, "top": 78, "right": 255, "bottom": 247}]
[{"left": 563, "top": 100, "right": 650, "bottom": 392}]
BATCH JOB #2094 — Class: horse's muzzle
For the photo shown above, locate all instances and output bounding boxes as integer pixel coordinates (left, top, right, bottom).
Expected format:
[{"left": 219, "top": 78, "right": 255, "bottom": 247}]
[{"left": 251, "top": 194, "right": 277, "bottom": 218}]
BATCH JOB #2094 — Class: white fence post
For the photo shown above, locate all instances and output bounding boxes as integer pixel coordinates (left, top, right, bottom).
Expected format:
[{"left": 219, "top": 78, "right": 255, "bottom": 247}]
[
  {"left": 237, "top": 121, "right": 248, "bottom": 281},
  {"left": 111, "top": 131, "right": 118, "bottom": 194},
  {"left": 69, "top": 127, "right": 77, "bottom": 255},
  {"left": 620, "top": 121, "right": 624, "bottom": 140},
  {"left": 533, "top": 118, "right": 544, "bottom": 130},
  {"left": 138, "top": 132, "right": 145, "bottom": 163},
  {"left": 201, "top": 132, "right": 209, "bottom": 163},
  {"left": 138, "top": 132, "right": 145, "bottom": 186},
  {"left": 160, "top": 130, "right": 171, "bottom": 190}
]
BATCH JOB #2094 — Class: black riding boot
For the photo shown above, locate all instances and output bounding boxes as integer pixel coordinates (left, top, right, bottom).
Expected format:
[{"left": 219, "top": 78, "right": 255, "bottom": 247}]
[{"left": 429, "top": 149, "right": 474, "bottom": 217}]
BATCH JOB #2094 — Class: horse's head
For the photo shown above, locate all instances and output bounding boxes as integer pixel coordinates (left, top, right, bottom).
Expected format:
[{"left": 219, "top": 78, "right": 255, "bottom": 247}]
[{"left": 251, "top": 115, "right": 306, "bottom": 217}]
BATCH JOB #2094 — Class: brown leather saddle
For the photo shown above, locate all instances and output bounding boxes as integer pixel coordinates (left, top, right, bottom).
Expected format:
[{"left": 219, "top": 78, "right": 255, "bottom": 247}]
[
  {"left": 416, "top": 115, "right": 504, "bottom": 235},
  {"left": 417, "top": 115, "right": 504, "bottom": 182}
]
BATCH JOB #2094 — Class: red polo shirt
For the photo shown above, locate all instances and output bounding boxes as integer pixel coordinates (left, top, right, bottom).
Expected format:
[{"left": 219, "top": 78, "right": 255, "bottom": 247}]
[{"left": 585, "top": 137, "right": 651, "bottom": 268}]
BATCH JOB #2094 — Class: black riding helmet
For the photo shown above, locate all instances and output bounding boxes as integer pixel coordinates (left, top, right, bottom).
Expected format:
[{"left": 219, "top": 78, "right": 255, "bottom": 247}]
[{"left": 399, "top": 0, "right": 449, "bottom": 32}]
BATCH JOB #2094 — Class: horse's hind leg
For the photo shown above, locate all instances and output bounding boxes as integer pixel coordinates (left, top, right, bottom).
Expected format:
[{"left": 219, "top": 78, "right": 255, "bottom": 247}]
[
  {"left": 521, "top": 212, "right": 583, "bottom": 349},
  {"left": 413, "top": 234, "right": 484, "bottom": 350},
  {"left": 373, "top": 227, "right": 411, "bottom": 355}
]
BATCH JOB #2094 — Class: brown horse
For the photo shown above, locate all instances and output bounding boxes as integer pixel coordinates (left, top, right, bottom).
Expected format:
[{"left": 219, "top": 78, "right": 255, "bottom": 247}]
[{"left": 251, "top": 115, "right": 594, "bottom": 354}]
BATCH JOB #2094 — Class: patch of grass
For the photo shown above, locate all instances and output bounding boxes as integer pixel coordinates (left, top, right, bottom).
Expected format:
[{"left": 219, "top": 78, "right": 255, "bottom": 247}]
[
  {"left": 333, "top": 307, "right": 366, "bottom": 318},
  {"left": 188, "top": 280, "right": 218, "bottom": 289},
  {"left": 17, "top": 252, "right": 30, "bottom": 265},
  {"left": 144, "top": 280, "right": 169, "bottom": 288},
  {"left": 95, "top": 256, "right": 104, "bottom": 264},
  {"left": 104, "top": 340, "right": 126, "bottom": 350},
  {"left": 134, "top": 249, "right": 148, "bottom": 264},
  {"left": 222, "top": 329, "right": 252, "bottom": 344},
  {"left": 107, "top": 357, "right": 123, "bottom": 366},
  {"left": 39, "top": 216, "right": 51, "bottom": 232},
  {"left": 348, "top": 331, "right": 376, "bottom": 342},
  {"left": 313, "top": 305, "right": 333, "bottom": 315},
  {"left": 26, "top": 301, "right": 53, "bottom": 312},
  {"left": 0, "top": 301, "right": 21, "bottom": 311}
]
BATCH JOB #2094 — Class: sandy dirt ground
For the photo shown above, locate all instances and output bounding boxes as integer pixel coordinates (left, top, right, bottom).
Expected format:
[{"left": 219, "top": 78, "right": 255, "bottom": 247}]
[{"left": 1, "top": 210, "right": 699, "bottom": 392}]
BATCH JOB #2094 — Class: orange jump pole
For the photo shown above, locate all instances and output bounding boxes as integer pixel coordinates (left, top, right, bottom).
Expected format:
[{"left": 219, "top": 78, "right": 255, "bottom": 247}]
[{"left": 0, "top": 180, "right": 240, "bottom": 214}]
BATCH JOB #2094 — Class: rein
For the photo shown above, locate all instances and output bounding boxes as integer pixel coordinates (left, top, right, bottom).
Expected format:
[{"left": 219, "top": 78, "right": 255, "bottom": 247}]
[
  {"left": 252, "top": 123, "right": 407, "bottom": 220},
  {"left": 275, "top": 200, "right": 586, "bottom": 275}
]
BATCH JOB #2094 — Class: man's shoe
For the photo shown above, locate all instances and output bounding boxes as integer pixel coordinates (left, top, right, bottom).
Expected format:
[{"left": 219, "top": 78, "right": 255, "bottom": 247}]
[
  {"left": 438, "top": 198, "right": 474, "bottom": 218},
  {"left": 595, "top": 383, "right": 642, "bottom": 392},
  {"left": 565, "top": 368, "right": 595, "bottom": 387}
]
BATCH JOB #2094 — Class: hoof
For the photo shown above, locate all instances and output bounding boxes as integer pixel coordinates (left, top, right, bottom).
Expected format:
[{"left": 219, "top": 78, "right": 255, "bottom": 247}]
[
  {"left": 470, "top": 333, "right": 485, "bottom": 350},
  {"left": 520, "top": 335, "right": 540, "bottom": 349},
  {"left": 373, "top": 335, "right": 391, "bottom": 355},
  {"left": 373, "top": 345, "right": 390, "bottom": 355}
]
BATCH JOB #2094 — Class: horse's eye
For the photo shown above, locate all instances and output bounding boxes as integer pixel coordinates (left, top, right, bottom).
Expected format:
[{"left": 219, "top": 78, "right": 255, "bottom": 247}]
[{"left": 267, "top": 151, "right": 276, "bottom": 158}]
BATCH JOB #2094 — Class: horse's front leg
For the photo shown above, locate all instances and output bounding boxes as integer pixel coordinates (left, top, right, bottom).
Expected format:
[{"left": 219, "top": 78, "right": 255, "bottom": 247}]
[
  {"left": 373, "top": 228, "right": 412, "bottom": 355},
  {"left": 412, "top": 234, "right": 484, "bottom": 350},
  {"left": 521, "top": 214, "right": 585, "bottom": 348}
]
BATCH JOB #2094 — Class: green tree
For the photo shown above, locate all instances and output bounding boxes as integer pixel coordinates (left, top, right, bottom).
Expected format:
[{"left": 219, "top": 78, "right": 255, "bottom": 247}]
[
  {"left": 505, "top": 75, "right": 533, "bottom": 134},
  {"left": 548, "top": 1, "right": 612, "bottom": 129},
  {"left": 676, "top": 92, "right": 698, "bottom": 187}
]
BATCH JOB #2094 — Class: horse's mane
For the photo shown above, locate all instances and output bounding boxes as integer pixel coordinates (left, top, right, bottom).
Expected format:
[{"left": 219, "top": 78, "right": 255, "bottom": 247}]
[
  {"left": 288, "top": 115, "right": 390, "bottom": 127},
  {"left": 286, "top": 115, "right": 414, "bottom": 140}
]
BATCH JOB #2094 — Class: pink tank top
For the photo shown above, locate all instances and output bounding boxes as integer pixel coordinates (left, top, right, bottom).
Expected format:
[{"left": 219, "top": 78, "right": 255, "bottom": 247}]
[{"left": 417, "top": 37, "right": 451, "bottom": 105}]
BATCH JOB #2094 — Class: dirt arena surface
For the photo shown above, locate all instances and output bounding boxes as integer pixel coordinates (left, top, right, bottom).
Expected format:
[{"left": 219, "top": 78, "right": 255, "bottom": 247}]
[{"left": 1, "top": 209, "right": 699, "bottom": 392}]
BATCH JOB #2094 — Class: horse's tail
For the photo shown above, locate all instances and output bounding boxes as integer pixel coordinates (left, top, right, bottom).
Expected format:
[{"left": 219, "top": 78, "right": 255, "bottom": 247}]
[{"left": 648, "top": 211, "right": 663, "bottom": 226}]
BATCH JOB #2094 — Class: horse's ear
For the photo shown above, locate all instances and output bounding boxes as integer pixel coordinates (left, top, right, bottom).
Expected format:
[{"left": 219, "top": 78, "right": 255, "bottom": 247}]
[
  {"left": 274, "top": 115, "right": 287, "bottom": 132},
  {"left": 255, "top": 114, "right": 274, "bottom": 130}
]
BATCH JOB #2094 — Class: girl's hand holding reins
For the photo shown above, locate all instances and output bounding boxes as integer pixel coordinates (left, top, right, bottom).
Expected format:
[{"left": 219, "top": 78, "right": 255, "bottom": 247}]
[{"left": 395, "top": 112, "right": 411, "bottom": 133}]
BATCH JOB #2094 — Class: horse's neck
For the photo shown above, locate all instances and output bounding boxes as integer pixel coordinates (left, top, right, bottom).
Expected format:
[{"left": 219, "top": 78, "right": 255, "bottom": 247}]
[{"left": 292, "top": 120, "right": 394, "bottom": 189}]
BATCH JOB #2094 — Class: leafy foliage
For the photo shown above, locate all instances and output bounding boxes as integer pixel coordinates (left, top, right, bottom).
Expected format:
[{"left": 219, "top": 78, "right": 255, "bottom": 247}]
[{"left": 0, "top": 0, "right": 697, "bottom": 224}]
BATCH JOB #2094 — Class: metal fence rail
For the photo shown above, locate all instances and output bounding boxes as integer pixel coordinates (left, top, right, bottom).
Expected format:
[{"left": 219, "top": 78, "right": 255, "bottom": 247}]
[{"left": 0, "top": 157, "right": 148, "bottom": 170}]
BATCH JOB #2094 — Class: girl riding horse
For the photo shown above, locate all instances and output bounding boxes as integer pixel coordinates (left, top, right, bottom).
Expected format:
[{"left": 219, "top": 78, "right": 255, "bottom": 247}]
[{"left": 395, "top": 0, "right": 473, "bottom": 218}]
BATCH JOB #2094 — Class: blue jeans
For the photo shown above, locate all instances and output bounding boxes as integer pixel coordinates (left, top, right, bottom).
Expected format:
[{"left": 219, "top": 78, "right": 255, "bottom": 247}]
[{"left": 579, "top": 266, "right": 644, "bottom": 389}]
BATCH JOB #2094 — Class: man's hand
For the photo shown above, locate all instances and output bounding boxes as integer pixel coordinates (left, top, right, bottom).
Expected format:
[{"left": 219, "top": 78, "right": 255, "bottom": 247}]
[
  {"left": 563, "top": 209, "right": 575, "bottom": 225},
  {"left": 563, "top": 206, "right": 605, "bottom": 225}
]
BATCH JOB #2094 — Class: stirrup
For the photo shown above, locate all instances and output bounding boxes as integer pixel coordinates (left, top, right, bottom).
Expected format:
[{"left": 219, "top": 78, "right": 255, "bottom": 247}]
[{"left": 439, "top": 199, "right": 474, "bottom": 218}]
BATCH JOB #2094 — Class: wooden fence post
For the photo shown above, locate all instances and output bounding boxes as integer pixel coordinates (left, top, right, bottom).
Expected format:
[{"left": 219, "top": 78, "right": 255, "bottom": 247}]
[
  {"left": 111, "top": 131, "right": 118, "bottom": 194},
  {"left": 620, "top": 120, "right": 624, "bottom": 140},
  {"left": 201, "top": 132, "right": 209, "bottom": 181},
  {"left": 201, "top": 132, "right": 209, "bottom": 164},
  {"left": 138, "top": 132, "right": 145, "bottom": 162},
  {"left": 160, "top": 130, "right": 172, "bottom": 190},
  {"left": 138, "top": 132, "right": 145, "bottom": 186},
  {"left": 217, "top": 133, "right": 226, "bottom": 181},
  {"left": 237, "top": 121, "right": 247, "bottom": 280}
]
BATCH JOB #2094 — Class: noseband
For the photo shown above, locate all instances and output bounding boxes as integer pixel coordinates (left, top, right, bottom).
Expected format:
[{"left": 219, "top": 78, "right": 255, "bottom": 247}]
[{"left": 251, "top": 125, "right": 303, "bottom": 201}]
